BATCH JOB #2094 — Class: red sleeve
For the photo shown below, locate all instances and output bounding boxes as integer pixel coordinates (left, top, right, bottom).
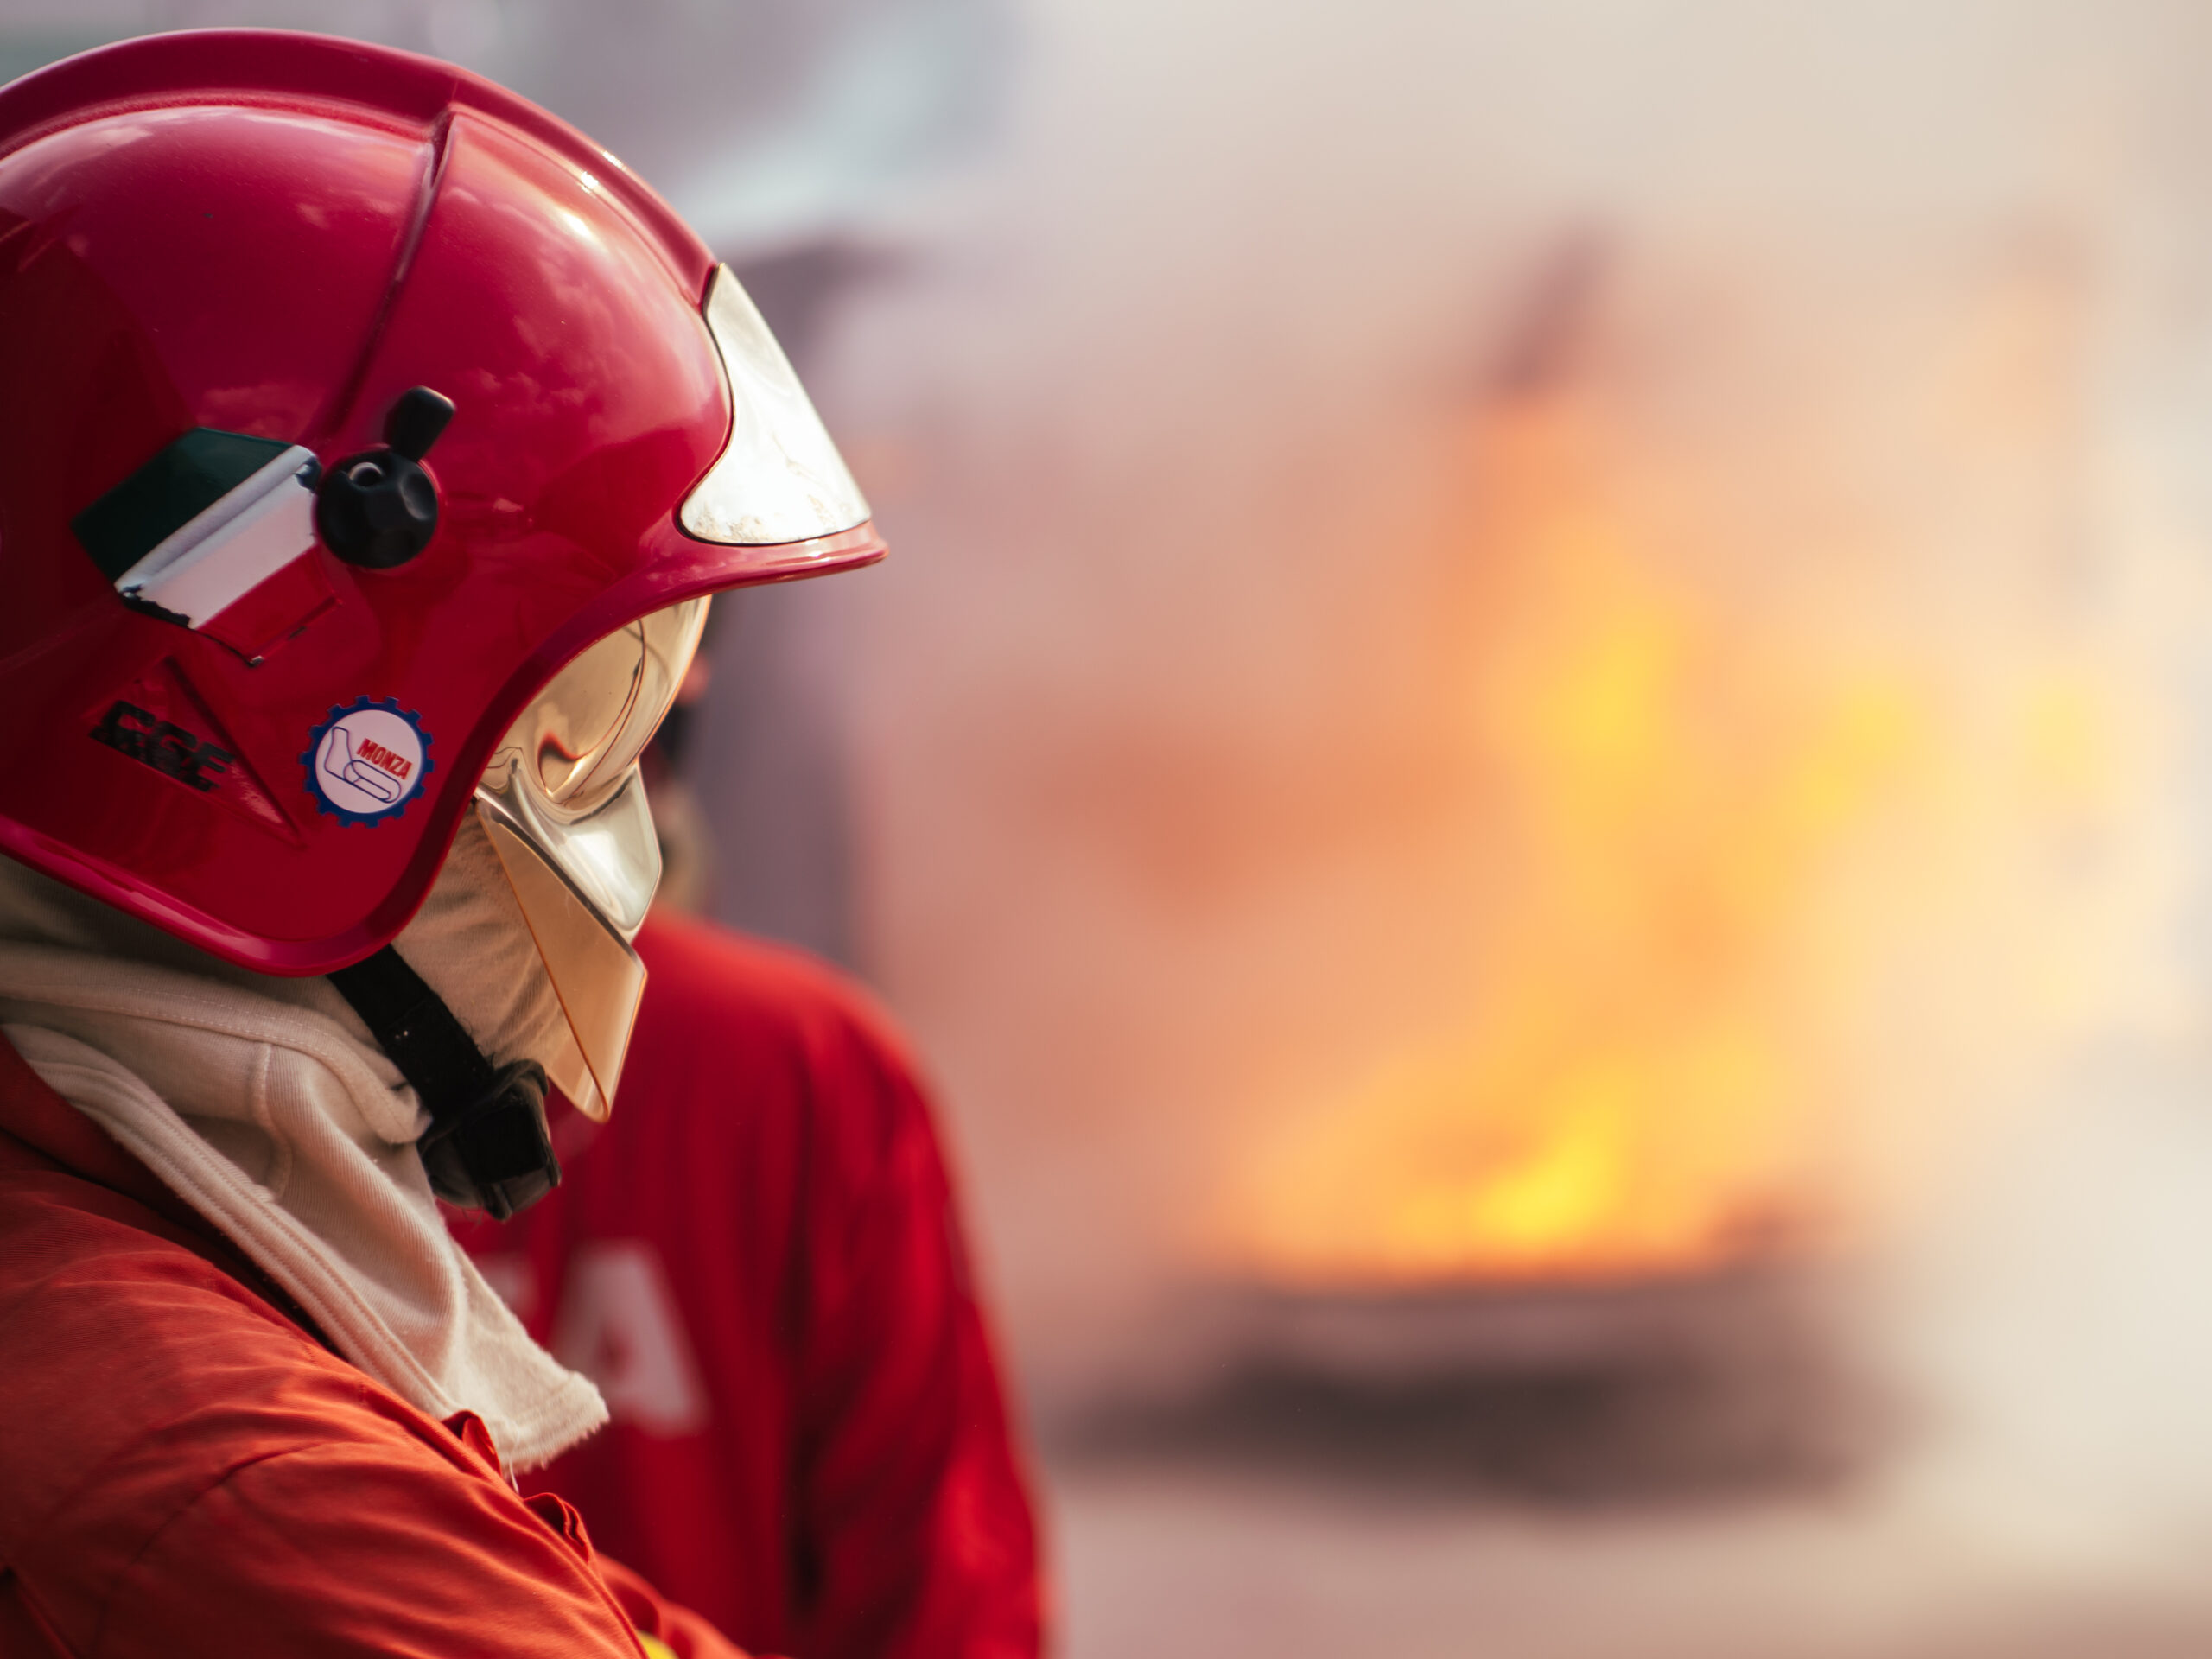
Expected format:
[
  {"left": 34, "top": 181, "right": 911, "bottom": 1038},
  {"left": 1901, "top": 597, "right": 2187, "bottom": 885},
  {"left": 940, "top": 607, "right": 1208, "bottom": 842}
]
[
  {"left": 788, "top": 1009, "right": 1043, "bottom": 1659},
  {"left": 92, "top": 1441, "right": 658, "bottom": 1659}
]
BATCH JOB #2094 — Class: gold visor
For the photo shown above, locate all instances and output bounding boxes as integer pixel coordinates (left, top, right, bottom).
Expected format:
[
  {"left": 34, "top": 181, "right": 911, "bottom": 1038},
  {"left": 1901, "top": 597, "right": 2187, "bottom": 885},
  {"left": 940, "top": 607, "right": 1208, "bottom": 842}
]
[{"left": 474, "top": 597, "right": 709, "bottom": 1119}]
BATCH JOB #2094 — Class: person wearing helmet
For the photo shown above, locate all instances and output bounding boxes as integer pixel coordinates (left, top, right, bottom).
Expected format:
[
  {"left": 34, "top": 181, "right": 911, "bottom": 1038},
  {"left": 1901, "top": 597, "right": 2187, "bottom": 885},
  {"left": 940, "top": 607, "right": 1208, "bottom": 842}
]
[{"left": 0, "top": 30, "right": 879, "bottom": 1655}]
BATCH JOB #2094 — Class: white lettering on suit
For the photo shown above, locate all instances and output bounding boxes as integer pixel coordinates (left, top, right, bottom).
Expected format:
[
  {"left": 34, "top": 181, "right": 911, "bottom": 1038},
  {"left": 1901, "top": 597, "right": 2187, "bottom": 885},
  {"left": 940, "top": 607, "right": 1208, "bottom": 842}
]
[{"left": 547, "top": 1240, "right": 711, "bottom": 1437}]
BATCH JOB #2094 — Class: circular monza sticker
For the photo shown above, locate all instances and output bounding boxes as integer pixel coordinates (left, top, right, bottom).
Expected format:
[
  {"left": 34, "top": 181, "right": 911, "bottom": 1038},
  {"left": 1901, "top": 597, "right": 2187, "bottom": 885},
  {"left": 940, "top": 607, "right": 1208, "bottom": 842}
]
[{"left": 302, "top": 698, "right": 434, "bottom": 825}]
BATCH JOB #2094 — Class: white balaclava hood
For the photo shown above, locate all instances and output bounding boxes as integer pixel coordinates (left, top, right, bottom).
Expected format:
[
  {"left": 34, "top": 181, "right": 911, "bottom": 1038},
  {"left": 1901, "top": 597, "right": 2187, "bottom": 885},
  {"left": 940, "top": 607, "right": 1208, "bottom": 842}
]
[{"left": 0, "top": 817, "right": 607, "bottom": 1469}]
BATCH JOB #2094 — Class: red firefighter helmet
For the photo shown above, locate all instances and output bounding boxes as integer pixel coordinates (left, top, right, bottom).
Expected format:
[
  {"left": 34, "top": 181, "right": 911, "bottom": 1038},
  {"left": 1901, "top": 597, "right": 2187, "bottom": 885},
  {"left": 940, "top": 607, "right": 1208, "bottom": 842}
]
[{"left": 0, "top": 30, "right": 883, "bottom": 1137}]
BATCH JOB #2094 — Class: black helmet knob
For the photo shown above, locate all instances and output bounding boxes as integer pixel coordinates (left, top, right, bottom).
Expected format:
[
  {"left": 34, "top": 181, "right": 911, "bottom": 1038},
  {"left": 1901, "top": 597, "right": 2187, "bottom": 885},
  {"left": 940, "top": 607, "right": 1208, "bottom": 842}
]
[{"left": 316, "top": 386, "right": 455, "bottom": 569}]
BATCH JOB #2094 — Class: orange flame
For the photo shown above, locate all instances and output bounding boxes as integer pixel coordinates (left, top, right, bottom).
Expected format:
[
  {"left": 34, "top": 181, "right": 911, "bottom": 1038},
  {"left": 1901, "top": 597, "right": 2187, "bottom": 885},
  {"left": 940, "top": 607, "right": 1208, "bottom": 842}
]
[{"left": 1213, "top": 390, "right": 1938, "bottom": 1286}]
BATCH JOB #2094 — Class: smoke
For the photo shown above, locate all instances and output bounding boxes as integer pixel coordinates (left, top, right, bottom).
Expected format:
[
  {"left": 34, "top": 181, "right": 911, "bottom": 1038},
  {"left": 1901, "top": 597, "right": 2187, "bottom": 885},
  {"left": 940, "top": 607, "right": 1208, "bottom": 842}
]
[
  {"left": 1870, "top": 1052, "right": 2212, "bottom": 1585},
  {"left": 823, "top": 0, "right": 2212, "bottom": 1410}
]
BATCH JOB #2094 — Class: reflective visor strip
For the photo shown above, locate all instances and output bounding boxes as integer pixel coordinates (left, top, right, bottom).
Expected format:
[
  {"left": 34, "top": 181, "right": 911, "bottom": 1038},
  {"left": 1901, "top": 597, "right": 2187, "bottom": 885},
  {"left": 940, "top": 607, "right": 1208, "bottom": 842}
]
[
  {"left": 678, "top": 265, "right": 873, "bottom": 546},
  {"left": 72, "top": 430, "right": 321, "bottom": 626}
]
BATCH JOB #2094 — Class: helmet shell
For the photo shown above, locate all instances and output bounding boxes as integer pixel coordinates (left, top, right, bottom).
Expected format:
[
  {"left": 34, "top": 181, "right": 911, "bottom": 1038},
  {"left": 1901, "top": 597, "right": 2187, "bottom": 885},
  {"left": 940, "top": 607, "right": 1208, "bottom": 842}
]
[{"left": 0, "top": 31, "right": 881, "bottom": 973}]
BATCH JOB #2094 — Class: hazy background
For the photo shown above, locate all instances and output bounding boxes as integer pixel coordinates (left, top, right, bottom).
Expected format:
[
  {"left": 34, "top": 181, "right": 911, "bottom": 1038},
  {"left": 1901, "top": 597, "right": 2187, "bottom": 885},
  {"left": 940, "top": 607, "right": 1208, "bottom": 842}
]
[{"left": 16, "top": 2, "right": 2212, "bottom": 1652}]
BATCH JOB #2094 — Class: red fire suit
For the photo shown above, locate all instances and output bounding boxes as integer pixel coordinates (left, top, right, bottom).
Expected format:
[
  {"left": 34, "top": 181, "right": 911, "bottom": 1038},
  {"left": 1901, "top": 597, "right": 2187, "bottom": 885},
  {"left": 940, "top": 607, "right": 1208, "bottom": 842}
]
[
  {"left": 453, "top": 914, "right": 1042, "bottom": 1659},
  {"left": 0, "top": 1027, "right": 742, "bottom": 1658}
]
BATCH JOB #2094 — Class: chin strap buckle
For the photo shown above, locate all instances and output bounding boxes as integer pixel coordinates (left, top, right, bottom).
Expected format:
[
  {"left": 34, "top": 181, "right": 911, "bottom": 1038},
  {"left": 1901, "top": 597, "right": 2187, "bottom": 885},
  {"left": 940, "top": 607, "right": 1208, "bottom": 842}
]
[
  {"left": 416, "top": 1058, "right": 558, "bottom": 1222},
  {"left": 327, "top": 944, "right": 561, "bottom": 1222}
]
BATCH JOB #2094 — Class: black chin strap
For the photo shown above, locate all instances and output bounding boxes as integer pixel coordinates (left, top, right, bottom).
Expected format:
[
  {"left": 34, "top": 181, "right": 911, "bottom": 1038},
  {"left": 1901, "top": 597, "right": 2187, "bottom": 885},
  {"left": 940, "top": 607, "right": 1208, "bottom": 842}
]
[{"left": 326, "top": 945, "right": 560, "bottom": 1222}]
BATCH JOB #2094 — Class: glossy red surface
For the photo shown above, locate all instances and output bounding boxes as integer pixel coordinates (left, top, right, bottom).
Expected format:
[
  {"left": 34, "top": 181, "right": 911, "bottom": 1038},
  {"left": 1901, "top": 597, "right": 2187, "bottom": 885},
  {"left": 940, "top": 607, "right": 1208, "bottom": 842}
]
[{"left": 0, "top": 32, "right": 884, "bottom": 974}]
